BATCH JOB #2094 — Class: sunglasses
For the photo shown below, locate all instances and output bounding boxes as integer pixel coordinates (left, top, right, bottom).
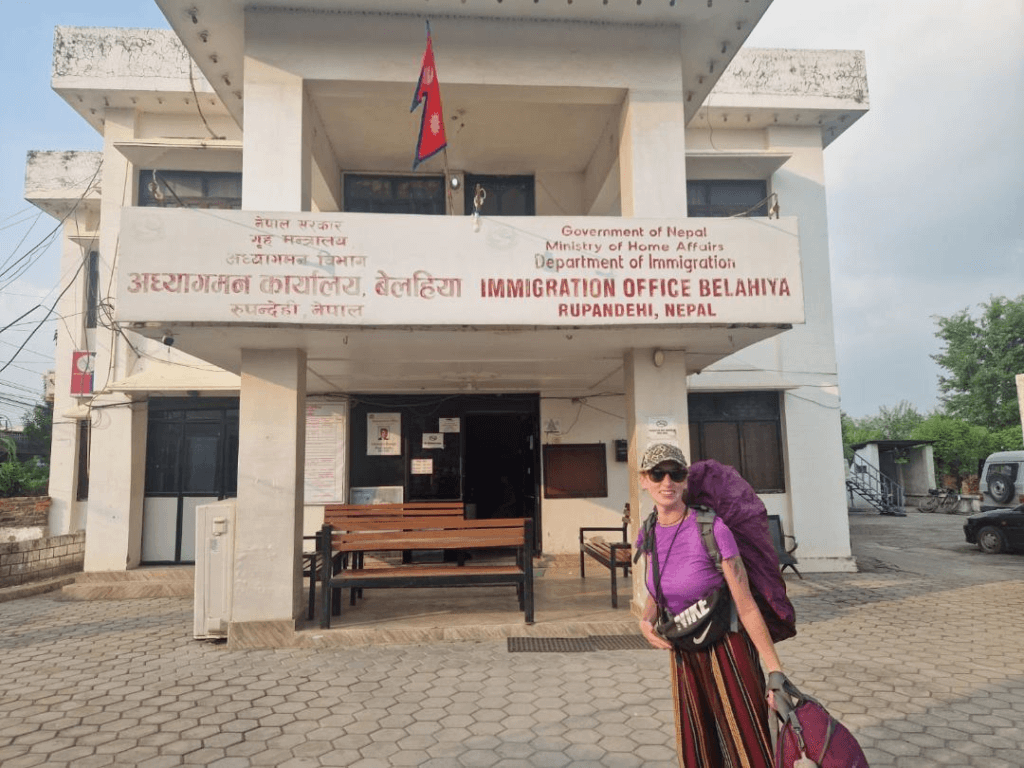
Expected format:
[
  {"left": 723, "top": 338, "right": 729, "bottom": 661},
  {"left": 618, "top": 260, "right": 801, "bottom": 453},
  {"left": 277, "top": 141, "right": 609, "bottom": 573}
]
[{"left": 647, "top": 467, "right": 687, "bottom": 483}]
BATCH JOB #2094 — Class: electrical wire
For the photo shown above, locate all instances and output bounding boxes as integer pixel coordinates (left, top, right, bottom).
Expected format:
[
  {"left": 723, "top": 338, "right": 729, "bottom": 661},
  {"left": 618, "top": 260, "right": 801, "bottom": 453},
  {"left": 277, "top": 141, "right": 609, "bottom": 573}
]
[{"left": 0, "top": 257, "right": 86, "bottom": 375}]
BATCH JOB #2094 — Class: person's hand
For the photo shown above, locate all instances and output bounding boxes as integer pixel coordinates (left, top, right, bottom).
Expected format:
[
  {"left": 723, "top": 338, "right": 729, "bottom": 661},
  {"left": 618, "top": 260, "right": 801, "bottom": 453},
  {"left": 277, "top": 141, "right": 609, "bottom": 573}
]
[
  {"left": 767, "top": 690, "right": 777, "bottom": 711},
  {"left": 640, "top": 619, "right": 672, "bottom": 650}
]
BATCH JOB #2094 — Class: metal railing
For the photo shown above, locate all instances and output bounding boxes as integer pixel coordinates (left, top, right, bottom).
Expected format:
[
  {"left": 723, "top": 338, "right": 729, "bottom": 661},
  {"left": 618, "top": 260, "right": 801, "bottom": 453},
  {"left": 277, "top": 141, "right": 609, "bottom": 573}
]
[{"left": 846, "top": 456, "right": 905, "bottom": 516}]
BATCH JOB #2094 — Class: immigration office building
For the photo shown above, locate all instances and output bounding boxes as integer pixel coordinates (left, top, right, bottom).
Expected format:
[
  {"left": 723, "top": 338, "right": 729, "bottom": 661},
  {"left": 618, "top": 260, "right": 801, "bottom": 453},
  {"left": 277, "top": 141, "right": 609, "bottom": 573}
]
[{"left": 26, "top": 0, "right": 868, "bottom": 642}]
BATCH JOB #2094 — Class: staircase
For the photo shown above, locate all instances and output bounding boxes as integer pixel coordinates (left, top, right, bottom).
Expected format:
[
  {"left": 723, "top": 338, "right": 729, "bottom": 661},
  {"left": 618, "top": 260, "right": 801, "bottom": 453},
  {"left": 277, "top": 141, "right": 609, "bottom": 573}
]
[
  {"left": 59, "top": 567, "right": 194, "bottom": 600},
  {"left": 846, "top": 457, "right": 906, "bottom": 516}
]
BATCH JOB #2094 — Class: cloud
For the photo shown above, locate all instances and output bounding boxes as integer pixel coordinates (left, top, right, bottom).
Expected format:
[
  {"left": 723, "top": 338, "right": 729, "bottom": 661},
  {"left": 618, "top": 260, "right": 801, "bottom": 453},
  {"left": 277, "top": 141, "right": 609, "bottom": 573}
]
[{"left": 750, "top": 0, "right": 1024, "bottom": 417}]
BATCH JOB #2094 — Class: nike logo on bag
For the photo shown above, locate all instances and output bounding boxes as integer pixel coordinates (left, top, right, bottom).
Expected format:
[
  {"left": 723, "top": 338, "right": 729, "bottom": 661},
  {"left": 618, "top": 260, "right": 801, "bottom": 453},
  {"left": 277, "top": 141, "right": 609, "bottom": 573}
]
[{"left": 692, "top": 624, "right": 712, "bottom": 645}]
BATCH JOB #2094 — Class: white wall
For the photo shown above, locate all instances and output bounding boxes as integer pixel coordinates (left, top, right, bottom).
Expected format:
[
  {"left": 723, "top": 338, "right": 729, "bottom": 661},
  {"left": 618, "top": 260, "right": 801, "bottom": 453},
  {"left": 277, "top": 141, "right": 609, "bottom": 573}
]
[{"left": 538, "top": 395, "right": 630, "bottom": 555}]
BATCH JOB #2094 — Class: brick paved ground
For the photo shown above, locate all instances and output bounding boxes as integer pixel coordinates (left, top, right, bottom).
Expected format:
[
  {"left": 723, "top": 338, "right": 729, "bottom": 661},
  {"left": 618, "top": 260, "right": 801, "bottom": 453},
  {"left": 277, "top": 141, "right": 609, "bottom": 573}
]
[{"left": 1, "top": 511, "right": 1023, "bottom": 767}]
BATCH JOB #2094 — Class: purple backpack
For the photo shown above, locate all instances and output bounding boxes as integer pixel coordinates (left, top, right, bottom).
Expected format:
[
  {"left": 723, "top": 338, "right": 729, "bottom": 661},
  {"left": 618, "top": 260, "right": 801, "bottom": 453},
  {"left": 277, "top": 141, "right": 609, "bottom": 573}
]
[
  {"left": 687, "top": 459, "right": 796, "bottom": 643},
  {"left": 770, "top": 673, "right": 870, "bottom": 767}
]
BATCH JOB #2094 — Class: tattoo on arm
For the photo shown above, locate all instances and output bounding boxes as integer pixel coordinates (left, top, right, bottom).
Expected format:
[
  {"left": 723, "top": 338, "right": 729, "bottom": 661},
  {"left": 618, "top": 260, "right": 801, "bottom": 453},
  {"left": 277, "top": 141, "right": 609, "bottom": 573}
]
[{"left": 726, "top": 556, "right": 748, "bottom": 589}]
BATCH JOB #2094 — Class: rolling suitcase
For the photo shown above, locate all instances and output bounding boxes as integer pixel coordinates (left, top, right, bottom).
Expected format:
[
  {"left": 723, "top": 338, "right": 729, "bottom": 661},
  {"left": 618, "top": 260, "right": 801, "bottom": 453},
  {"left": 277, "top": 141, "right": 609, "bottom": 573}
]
[{"left": 768, "top": 672, "right": 870, "bottom": 768}]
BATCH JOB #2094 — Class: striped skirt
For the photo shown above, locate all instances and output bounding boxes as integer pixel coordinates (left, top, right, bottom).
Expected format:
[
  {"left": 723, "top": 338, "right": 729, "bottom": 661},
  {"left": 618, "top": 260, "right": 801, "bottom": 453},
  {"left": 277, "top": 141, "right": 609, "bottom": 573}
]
[{"left": 670, "top": 630, "right": 774, "bottom": 767}]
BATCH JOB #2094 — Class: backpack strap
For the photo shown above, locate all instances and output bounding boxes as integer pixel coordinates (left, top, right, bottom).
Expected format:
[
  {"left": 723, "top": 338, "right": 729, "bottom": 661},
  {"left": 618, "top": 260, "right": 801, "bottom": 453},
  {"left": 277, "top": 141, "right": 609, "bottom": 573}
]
[
  {"left": 632, "top": 509, "right": 658, "bottom": 564},
  {"left": 693, "top": 506, "right": 722, "bottom": 573},
  {"left": 694, "top": 506, "right": 738, "bottom": 631}
]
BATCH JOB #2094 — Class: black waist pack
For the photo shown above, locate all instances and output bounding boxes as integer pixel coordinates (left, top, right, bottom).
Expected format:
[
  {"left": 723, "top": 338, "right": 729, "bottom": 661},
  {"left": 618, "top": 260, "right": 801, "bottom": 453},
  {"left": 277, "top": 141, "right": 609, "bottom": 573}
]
[{"left": 655, "top": 584, "right": 733, "bottom": 652}]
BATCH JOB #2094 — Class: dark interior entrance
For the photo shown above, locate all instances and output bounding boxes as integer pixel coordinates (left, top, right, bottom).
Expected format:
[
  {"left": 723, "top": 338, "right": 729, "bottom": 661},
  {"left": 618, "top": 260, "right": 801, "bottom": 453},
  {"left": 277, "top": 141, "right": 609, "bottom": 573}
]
[
  {"left": 348, "top": 394, "right": 541, "bottom": 550},
  {"left": 463, "top": 412, "right": 537, "bottom": 522}
]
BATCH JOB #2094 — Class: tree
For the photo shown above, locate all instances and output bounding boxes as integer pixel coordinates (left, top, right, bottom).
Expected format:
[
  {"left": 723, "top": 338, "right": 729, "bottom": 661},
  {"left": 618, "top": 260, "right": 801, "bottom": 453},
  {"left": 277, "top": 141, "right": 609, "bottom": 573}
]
[
  {"left": 910, "top": 414, "right": 997, "bottom": 482},
  {"left": 0, "top": 436, "right": 48, "bottom": 497},
  {"left": 841, "top": 401, "right": 925, "bottom": 460},
  {"left": 933, "top": 295, "right": 1024, "bottom": 432},
  {"left": 20, "top": 400, "right": 53, "bottom": 468}
]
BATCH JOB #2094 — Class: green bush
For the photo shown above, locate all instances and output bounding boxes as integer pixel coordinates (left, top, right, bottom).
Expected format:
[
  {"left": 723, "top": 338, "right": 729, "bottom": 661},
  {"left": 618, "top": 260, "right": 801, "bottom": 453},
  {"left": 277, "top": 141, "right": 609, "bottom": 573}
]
[{"left": 0, "top": 437, "right": 49, "bottom": 498}]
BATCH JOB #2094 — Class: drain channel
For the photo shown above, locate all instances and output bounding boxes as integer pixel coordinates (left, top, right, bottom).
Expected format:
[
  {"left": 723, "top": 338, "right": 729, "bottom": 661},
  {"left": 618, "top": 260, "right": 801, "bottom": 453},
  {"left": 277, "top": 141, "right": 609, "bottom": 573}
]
[{"left": 507, "top": 635, "right": 652, "bottom": 653}]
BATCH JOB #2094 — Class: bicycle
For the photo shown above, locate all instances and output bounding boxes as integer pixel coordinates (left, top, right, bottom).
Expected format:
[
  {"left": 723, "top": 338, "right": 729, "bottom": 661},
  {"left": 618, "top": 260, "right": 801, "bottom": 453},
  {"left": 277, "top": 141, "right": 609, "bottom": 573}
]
[{"left": 919, "top": 487, "right": 960, "bottom": 513}]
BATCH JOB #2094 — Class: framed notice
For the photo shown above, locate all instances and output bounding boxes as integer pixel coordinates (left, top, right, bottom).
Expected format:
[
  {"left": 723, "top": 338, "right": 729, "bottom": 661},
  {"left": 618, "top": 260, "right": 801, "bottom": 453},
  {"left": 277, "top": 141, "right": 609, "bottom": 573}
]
[
  {"left": 367, "top": 412, "right": 401, "bottom": 456},
  {"left": 543, "top": 443, "right": 608, "bottom": 499},
  {"left": 304, "top": 400, "right": 347, "bottom": 503}
]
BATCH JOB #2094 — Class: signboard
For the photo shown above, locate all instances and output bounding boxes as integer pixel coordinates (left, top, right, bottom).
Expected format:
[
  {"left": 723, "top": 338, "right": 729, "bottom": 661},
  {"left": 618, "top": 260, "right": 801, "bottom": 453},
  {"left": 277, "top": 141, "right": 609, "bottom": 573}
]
[
  {"left": 117, "top": 209, "right": 804, "bottom": 327},
  {"left": 367, "top": 413, "right": 401, "bottom": 456},
  {"left": 70, "top": 351, "right": 95, "bottom": 396},
  {"left": 304, "top": 400, "right": 346, "bottom": 504}
]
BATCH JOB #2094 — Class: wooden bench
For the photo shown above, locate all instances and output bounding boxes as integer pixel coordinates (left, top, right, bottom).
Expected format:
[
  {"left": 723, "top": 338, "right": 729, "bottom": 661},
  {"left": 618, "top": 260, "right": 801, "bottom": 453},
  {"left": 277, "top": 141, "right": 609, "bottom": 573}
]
[
  {"left": 768, "top": 514, "right": 802, "bottom": 578},
  {"left": 579, "top": 505, "right": 632, "bottom": 608},
  {"left": 319, "top": 516, "right": 534, "bottom": 628},
  {"left": 319, "top": 502, "right": 466, "bottom": 612}
]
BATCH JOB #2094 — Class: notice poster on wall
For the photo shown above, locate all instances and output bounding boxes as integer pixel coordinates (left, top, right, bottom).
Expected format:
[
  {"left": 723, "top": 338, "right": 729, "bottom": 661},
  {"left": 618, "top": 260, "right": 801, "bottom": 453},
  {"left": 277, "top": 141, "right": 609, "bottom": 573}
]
[
  {"left": 367, "top": 412, "right": 401, "bottom": 456},
  {"left": 646, "top": 416, "right": 679, "bottom": 445},
  {"left": 304, "top": 400, "right": 347, "bottom": 503},
  {"left": 422, "top": 433, "right": 444, "bottom": 449},
  {"left": 411, "top": 459, "right": 433, "bottom": 475},
  {"left": 438, "top": 417, "right": 460, "bottom": 433}
]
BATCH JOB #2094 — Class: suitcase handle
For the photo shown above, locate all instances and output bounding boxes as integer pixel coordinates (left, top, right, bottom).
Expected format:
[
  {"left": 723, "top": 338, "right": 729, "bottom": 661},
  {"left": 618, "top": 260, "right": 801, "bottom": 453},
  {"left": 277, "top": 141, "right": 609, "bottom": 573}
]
[{"left": 767, "top": 672, "right": 838, "bottom": 767}]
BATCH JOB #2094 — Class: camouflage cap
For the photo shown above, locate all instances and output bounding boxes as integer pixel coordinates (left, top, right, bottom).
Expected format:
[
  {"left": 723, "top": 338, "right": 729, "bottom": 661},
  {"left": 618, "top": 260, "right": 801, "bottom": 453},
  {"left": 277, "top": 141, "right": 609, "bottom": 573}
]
[{"left": 639, "top": 443, "right": 688, "bottom": 472}]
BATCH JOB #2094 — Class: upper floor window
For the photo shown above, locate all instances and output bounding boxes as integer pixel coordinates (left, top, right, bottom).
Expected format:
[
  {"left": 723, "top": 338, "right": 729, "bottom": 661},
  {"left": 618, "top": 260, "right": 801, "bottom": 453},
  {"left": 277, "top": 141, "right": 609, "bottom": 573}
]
[
  {"left": 464, "top": 175, "right": 535, "bottom": 216},
  {"left": 344, "top": 174, "right": 446, "bottom": 215},
  {"left": 138, "top": 170, "right": 242, "bottom": 209},
  {"left": 687, "top": 180, "right": 768, "bottom": 218}
]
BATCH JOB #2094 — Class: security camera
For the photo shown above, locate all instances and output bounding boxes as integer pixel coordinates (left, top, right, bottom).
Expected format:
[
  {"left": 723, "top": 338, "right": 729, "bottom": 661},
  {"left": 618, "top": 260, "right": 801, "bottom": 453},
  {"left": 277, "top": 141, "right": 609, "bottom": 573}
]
[{"left": 161, "top": 333, "right": 175, "bottom": 347}]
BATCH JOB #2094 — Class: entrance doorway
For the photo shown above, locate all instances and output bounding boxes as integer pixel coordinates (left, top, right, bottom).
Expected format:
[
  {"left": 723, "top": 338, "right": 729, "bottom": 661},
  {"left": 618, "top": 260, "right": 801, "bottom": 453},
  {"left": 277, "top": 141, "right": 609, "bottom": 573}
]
[
  {"left": 347, "top": 394, "right": 541, "bottom": 549},
  {"left": 141, "top": 398, "right": 239, "bottom": 564},
  {"left": 463, "top": 412, "right": 537, "bottom": 524}
]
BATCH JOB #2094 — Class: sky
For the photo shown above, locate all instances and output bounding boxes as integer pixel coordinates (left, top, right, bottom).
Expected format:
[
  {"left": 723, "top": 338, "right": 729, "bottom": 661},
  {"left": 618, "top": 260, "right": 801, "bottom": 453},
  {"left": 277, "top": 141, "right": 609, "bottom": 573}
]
[{"left": 1, "top": 0, "right": 1022, "bottom": 428}]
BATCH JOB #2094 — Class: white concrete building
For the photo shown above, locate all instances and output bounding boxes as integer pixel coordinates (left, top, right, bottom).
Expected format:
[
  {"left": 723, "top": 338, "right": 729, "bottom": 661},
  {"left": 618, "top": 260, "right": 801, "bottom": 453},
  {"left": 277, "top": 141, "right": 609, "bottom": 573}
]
[{"left": 26, "top": 0, "right": 868, "bottom": 641}]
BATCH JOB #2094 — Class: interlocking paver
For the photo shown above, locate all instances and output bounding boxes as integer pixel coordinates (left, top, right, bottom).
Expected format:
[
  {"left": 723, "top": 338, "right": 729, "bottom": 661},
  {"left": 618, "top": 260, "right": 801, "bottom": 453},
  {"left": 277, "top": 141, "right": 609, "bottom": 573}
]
[{"left": 2, "top": 513, "right": 1024, "bottom": 767}]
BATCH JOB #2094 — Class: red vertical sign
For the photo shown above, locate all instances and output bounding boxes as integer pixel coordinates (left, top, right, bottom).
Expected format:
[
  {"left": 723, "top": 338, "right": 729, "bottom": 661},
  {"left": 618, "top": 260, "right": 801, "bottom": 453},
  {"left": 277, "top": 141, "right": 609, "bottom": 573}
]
[{"left": 71, "top": 351, "right": 95, "bottom": 396}]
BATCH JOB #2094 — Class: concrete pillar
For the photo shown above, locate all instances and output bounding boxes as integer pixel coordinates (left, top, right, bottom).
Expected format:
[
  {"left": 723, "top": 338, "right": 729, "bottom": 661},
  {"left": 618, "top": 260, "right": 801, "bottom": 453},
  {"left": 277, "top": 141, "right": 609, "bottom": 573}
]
[
  {"left": 242, "top": 58, "right": 311, "bottom": 212},
  {"left": 231, "top": 349, "right": 307, "bottom": 633},
  {"left": 81, "top": 110, "right": 144, "bottom": 571},
  {"left": 83, "top": 396, "right": 147, "bottom": 571},
  {"left": 623, "top": 347, "right": 691, "bottom": 614},
  {"left": 48, "top": 229, "right": 94, "bottom": 536},
  {"left": 618, "top": 89, "right": 688, "bottom": 217}
]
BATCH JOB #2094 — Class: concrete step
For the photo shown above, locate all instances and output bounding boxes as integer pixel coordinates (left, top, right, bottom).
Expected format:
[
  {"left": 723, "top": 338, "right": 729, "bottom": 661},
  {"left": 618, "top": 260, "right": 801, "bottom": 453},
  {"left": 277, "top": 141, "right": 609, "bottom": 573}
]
[{"left": 59, "top": 567, "right": 194, "bottom": 600}]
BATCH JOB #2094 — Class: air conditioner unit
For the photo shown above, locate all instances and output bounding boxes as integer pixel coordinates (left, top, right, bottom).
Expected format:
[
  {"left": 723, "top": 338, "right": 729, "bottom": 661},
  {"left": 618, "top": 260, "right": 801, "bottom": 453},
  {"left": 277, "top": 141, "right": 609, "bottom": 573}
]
[{"left": 194, "top": 499, "right": 236, "bottom": 639}]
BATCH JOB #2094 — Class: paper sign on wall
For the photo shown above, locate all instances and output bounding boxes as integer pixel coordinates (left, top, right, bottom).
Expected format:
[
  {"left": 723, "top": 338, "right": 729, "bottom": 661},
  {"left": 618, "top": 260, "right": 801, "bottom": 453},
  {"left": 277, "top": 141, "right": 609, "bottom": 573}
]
[
  {"left": 367, "top": 412, "right": 401, "bottom": 456},
  {"left": 411, "top": 459, "right": 433, "bottom": 475},
  {"left": 438, "top": 418, "right": 460, "bottom": 433},
  {"left": 304, "top": 400, "right": 348, "bottom": 503},
  {"left": 422, "top": 433, "right": 444, "bottom": 449},
  {"left": 646, "top": 416, "right": 679, "bottom": 445}
]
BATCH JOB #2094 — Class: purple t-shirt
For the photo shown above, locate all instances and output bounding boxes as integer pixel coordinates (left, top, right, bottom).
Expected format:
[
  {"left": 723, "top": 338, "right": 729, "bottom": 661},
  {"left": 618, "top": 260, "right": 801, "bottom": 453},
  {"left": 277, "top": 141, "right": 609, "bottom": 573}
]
[{"left": 635, "top": 512, "right": 739, "bottom": 613}]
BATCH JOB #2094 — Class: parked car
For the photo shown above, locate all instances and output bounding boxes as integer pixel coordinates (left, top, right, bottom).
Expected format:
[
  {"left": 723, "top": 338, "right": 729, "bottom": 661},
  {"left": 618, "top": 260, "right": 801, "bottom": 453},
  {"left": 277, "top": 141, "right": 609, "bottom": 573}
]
[
  {"left": 963, "top": 504, "right": 1024, "bottom": 554},
  {"left": 978, "top": 451, "right": 1024, "bottom": 510}
]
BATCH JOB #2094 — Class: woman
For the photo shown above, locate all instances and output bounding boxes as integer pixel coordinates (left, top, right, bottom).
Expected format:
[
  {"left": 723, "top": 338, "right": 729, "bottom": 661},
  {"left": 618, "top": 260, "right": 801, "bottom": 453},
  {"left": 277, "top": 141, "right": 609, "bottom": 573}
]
[{"left": 636, "top": 443, "right": 782, "bottom": 767}]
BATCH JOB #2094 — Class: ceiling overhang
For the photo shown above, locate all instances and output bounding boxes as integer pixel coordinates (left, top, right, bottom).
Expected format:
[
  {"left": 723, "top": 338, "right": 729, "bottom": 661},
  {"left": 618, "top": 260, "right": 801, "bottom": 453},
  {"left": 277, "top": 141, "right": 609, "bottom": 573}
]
[
  {"left": 686, "top": 151, "right": 791, "bottom": 180},
  {"left": 154, "top": 0, "right": 774, "bottom": 127},
  {"left": 114, "top": 139, "right": 243, "bottom": 172},
  {"left": 123, "top": 323, "right": 792, "bottom": 395}
]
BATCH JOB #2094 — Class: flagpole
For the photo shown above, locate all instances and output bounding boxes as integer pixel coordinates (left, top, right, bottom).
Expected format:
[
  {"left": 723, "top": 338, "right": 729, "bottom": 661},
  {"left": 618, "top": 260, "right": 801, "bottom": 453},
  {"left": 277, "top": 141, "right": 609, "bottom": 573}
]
[{"left": 443, "top": 147, "right": 455, "bottom": 215}]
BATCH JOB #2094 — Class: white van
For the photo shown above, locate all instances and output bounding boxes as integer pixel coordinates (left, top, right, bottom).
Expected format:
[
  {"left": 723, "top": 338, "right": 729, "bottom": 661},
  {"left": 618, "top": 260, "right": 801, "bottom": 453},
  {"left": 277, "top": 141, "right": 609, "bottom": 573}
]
[{"left": 979, "top": 451, "right": 1024, "bottom": 509}]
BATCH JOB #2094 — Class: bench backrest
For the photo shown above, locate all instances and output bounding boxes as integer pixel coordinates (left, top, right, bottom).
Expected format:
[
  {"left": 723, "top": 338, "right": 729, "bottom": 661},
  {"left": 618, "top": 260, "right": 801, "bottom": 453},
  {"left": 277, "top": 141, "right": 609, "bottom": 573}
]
[
  {"left": 324, "top": 517, "right": 528, "bottom": 553},
  {"left": 767, "top": 515, "right": 797, "bottom": 564},
  {"left": 324, "top": 502, "right": 463, "bottom": 529}
]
